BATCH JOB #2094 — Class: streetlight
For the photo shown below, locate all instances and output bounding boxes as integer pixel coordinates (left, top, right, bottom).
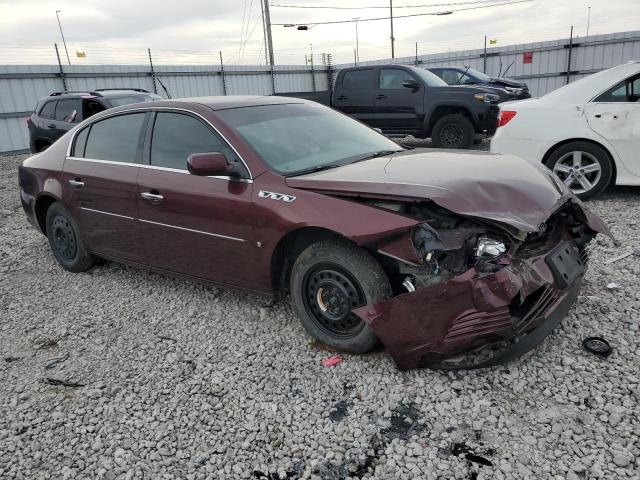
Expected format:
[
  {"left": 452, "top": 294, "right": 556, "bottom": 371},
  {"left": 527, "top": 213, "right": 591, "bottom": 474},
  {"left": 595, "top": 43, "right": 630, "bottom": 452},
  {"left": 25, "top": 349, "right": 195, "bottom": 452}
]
[
  {"left": 353, "top": 17, "right": 360, "bottom": 65},
  {"left": 55, "top": 10, "right": 71, "bottom": 65}
]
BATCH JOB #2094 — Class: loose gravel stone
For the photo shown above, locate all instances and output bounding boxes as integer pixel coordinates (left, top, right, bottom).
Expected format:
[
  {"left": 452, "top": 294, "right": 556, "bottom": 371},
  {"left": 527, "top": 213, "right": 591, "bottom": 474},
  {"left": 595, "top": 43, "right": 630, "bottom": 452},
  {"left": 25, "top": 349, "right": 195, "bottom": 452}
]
[{"left": 1, "top": 152, "right": 639, "bottom": 479}]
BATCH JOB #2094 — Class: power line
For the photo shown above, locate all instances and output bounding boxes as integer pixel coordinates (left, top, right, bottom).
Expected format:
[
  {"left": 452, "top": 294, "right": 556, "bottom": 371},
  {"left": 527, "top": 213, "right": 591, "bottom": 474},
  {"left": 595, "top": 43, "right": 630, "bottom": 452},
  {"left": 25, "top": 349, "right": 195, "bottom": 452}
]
[
  {"left": 272, "top": 0, "right": 533, "bottom": 25},
  {"left": 272, "top": 0, "right": 514, "bottom": 9}
]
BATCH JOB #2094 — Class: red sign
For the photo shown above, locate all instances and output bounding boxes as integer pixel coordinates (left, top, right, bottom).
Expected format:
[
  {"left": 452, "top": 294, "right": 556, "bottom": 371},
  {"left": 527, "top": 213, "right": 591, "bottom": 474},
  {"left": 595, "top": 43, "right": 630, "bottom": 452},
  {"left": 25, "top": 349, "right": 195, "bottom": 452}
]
[{"left": 523, "top": 52, "right": 533, "bottom": 64}]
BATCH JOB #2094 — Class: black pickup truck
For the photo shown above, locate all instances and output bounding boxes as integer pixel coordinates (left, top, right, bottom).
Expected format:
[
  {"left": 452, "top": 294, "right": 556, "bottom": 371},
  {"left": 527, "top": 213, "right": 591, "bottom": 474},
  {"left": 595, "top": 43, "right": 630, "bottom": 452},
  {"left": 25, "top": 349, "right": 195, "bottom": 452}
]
[{"left": 284, "top": 64, "right": 501, "bottom": 149}]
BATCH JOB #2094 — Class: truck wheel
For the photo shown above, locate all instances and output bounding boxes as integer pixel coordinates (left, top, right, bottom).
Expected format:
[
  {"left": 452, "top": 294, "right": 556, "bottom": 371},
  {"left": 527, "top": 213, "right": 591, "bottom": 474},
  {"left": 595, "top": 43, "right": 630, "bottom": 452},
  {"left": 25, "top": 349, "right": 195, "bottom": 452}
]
[
  {"left": 545, "top": 141, "right": 613, "bottom": 200},
  {"left": 45, "top": 202, "right": 95, "bottom": 272},
  {"left": 432, "top": 114, "right": 474, "bottom": 149},
  {"left": 290, "top": 239, "right": 391, "bottom": 353}
]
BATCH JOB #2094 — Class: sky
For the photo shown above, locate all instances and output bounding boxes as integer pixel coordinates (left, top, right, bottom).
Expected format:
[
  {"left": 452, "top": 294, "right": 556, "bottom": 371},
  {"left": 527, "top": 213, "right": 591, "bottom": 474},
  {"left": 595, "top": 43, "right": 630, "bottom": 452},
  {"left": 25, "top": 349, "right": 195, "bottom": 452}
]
[{"left": 0, "top": 0, "right": 638, "bottom": 65}]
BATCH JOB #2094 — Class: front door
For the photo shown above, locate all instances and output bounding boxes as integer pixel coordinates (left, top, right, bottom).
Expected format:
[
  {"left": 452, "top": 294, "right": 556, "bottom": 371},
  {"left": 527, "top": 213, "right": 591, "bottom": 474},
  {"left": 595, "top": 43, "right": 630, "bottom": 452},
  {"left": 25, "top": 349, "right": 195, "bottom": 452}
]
[
  {"left": 585, "top": 72, "right": 640, "bottom": 176},
  {"left": 371, "top": 68, "right": 424, "bottom": 135},
  {"left": 63, "top": 111, "right": 149, "bottom": 264},
  {"left": 136, "top": 111, "right": 254, "bottom": 287}
]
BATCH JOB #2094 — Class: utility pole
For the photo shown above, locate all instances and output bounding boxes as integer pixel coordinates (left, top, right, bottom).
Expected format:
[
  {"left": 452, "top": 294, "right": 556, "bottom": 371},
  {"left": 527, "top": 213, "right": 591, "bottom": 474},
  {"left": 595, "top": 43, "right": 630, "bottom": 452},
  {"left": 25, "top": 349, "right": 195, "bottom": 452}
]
[
  {"left": 260, "top": 0, "right": 269, "bottom": 65},
  {"left": 55, "top": 10, "right": 71, "bottom": 65},
  {"left": 353, "top": 18, "right": 360, "bottom": 65},
  {"left": 586, "top": 6, "right": 591, "bottom": 38},
  {"left": 389, "top": 0, "right": 395, "bottom": 59},
  {"left": 263, "top": 0, "right": 275, "bottom": 65}
]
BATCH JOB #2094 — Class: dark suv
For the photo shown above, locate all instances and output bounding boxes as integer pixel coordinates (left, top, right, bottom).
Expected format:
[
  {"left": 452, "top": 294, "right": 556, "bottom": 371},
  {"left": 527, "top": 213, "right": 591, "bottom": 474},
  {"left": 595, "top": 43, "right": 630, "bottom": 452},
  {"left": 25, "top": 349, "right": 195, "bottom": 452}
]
[
  {"left": 427, "top": 67, "right": 531, "bottom": 102},
  {"left": 28, "top": 88, "right": 162, "bottom": 153}
]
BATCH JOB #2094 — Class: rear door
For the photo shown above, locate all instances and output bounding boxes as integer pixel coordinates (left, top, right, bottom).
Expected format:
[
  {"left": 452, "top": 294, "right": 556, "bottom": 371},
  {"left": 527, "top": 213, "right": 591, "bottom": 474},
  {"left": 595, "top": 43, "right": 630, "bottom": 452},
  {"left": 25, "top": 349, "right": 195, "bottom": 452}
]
[
  {"left": 333, "top": 68, "right": 375, "bottom": 123},
  {"left": 36, "top": 100, "right": 58, "bottom": 144},
  {"left": 371, "top": 68, "right": 424, "bottom": 135},
  {"left": 585, "top": 73, "right": 640, "bottom": 176},
  {"left": 63, "top": 111, "right": 149, "bottom": 263},
  {"left": 136, "top": 111, "right": 254, "bottom": 287}
]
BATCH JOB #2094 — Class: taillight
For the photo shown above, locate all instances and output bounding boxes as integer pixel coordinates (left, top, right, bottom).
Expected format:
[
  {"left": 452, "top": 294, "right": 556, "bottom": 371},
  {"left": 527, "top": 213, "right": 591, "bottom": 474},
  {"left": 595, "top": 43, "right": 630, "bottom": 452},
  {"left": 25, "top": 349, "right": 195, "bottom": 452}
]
[{"left": 497, "top": 110, "right": 517, "bottom": 128}]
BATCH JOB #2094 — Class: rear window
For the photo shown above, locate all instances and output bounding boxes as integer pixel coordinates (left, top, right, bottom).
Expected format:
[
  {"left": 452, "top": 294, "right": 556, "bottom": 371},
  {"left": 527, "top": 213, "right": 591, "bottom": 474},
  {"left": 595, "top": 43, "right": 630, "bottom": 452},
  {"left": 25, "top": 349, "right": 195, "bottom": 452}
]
[
  {"left": 104, "top": 94, "right": 162, "bottom": 108},
  {"left": 55, "top": 99, "right": 80, "bottom": 122},
  {"left": 341, "top": 69, "right": 373, "bottom": 91},
  {"left": 39, "top": 101, "right": 56, "bottom": 119},
  {"left": 83, "top": 113, "right": 146, "bottom": 163}
]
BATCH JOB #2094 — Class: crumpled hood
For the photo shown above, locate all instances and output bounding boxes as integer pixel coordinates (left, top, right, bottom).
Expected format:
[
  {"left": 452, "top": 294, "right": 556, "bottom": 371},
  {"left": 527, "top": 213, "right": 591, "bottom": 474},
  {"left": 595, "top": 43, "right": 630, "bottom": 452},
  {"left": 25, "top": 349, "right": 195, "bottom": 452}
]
[
  {"left": 490, "top": 77, "right": 527, "bottom": 88},
  {"left": 286, "top": 150, "right": 608, "bottom": 235}
]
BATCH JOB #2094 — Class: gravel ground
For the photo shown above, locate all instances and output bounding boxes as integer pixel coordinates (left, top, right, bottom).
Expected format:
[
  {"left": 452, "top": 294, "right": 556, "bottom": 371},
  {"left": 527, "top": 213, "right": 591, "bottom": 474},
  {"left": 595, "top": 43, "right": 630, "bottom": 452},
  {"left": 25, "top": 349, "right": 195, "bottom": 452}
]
[{"left": 1, "top": 152, "right": 639, "bottom": 480}]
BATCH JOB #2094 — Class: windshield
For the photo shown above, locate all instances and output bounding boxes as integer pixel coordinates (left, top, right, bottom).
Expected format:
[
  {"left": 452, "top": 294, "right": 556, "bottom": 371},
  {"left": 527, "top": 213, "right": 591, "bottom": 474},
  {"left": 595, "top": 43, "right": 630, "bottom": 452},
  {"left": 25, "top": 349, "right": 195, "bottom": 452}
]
[
  {"left": 465, "top": 68, "right": 492, "bottom": 82},
  {"left": 216, "top": 103, "right": 403, "bottom": 175},
  {"left": 410, "top": 67, "right": 448, "bottom": 87},
  {"left": 105, "top": 94, "right": 162, "bottom": 107}
]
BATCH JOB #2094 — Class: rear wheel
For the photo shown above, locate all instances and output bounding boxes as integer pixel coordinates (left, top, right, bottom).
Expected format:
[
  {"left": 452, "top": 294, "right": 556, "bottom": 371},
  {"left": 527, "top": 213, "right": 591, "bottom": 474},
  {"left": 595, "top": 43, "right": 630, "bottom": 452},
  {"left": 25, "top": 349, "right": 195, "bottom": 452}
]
[
  {"left": 545, "top": 141, "right": 613, "bottom": 200},
  {"left": 45, "top": 202, "right": 94, "bottom": 272},
  {"left": 431, "top": 114, "right": 475, "bottom": 149},
  {"left": 290, "top": 239, "right": 391, "bottom": 353}
]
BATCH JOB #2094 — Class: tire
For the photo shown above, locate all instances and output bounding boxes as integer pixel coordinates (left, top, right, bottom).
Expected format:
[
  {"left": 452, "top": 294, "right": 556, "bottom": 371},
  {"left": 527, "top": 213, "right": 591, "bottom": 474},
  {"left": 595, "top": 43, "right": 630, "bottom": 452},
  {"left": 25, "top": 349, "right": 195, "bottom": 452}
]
[
  {"left": 545, "top": 141, "right": 613, "bottom": 200},
  {"left": 431, "top": 114, "right": 475, "bottom": 149},
  {"left": 290, "top": 239, "right": 391, "bottom": 353},
  {"left": 45, "top": 202, "right": 94, "bottom": 272}
]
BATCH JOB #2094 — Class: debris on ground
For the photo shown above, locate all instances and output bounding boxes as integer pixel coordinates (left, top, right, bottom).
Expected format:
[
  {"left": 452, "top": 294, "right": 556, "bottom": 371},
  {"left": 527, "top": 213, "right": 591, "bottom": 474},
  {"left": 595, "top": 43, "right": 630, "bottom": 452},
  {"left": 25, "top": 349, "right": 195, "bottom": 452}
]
[
  {"left": 44, "top": 352, "right": 70, "bottom": 369},
  {"left": 606, "top": 282, "right": 621, "bottom": 290},
  {"left": 321, "top": 355, "right": 342, "bottom": 367},
  {"left": 582, "top": 337, "right": 613, "bottom": 358},
  {"left": 43, "top": 377, "right": 86, "bottom": 388}
]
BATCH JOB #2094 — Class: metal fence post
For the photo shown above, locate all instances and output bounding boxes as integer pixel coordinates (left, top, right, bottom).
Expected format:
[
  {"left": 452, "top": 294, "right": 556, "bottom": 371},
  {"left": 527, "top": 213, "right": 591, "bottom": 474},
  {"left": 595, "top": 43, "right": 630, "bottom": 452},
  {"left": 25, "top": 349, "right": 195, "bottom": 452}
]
[
  {"left": 310, "top": 54, "right": 316, "bottom": 92},
  {"left": 326, "top": 54, "right": 334, "bottom": 94},
  {"left": 219, "top": 51, "right": 227, "bottom": 95},
  {"left": 566, "top": 26, "right": 574, "bottom": 85},
  {"left": 54, "top": 43, "right": 68, "bottom": 92},
  {"left": 148, "top": 48, "right": 158, "bottom": 94},
  {"left": 270, "top": 65, "right": 276, "bottom": 95},
  {"left": 483, "top": 36, "right": 487, "bottom": 73}
]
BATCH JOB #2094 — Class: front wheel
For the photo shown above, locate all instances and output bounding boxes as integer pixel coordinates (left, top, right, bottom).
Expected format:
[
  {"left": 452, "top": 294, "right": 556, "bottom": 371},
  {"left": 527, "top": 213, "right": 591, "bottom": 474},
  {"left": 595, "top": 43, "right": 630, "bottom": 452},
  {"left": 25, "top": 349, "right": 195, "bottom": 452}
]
[
  {"left": 431, "top": 114, "right": 475, "bottom": 149},
  {"left": 545, "top": 141, "right": 613, "bottom": 200},
  {"left": 45, "top": 202, "right": 95, "bottom": 272},
  {"left": 290, "top": 239, "right": 391, "bottom": 353}
]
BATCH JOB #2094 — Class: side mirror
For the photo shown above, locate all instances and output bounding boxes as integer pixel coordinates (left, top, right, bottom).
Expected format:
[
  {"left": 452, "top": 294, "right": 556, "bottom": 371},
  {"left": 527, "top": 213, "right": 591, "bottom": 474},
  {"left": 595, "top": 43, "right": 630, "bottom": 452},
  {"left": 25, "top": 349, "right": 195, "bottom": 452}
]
[
  {"left": 187, "top": 152, "right": 233, "bottom": 177},
  {"left": 402, "top": 79, "right": 419, "bottom": 91}
]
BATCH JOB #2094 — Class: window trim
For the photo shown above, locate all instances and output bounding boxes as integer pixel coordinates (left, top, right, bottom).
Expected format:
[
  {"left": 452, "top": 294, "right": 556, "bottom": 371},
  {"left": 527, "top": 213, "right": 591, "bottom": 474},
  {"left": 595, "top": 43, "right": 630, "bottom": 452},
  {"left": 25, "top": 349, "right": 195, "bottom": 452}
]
[{"left": 66, "top": 106, "right": 253, "bottom": 181}]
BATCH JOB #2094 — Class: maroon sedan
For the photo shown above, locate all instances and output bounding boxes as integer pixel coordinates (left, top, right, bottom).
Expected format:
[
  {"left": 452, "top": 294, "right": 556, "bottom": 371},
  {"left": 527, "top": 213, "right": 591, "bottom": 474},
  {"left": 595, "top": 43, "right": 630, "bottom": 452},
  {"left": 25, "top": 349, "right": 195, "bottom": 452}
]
[{"left": 18, "top": 96, "right": 611, "bottom": 369}]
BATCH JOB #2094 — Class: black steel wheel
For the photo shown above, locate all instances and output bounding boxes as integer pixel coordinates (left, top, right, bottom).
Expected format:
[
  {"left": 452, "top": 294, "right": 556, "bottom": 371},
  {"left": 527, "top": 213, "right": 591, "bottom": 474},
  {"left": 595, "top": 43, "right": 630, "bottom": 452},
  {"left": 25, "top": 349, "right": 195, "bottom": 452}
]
[
  {"left": 290, "top": 239, "right": 391, "bottom": 353},
  {"left": 302, "top": 264, "right": 366, "bottom": 338},
  {"left": 45, "top": 202, "right": 95, "bottom": 272}
]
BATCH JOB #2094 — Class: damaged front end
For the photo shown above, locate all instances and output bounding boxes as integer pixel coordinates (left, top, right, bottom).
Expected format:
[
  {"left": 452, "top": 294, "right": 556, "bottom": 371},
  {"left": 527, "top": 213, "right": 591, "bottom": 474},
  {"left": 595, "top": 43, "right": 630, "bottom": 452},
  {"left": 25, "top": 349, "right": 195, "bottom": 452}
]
[{"left": 354, "top": 199, "right": 611, "bottom": 370}]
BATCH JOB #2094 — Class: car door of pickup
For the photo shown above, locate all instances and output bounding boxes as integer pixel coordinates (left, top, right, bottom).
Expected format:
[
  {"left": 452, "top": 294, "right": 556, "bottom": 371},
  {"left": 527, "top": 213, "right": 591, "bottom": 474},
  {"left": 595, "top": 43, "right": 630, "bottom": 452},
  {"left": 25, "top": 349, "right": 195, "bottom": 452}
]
[
  {"left": 333, "top": 68, "right": 375, "bottom": 124},
  {"left": 136, "top": 111, "right": 255, "bottom": 288},
  {"left": 371, "top": 68, "right": 424, "bottom": 135}
]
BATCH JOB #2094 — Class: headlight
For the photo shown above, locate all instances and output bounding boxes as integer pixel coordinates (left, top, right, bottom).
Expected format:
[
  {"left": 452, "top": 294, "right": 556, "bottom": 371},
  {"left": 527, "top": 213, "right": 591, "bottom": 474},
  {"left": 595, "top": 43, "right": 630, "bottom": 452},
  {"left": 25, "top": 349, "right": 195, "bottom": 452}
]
[
  {"left": 475, "top": 237, "right": 506, "bottom": 258},
  {"left": 474, "top": 93, "right": 500, "bottom": 103}
]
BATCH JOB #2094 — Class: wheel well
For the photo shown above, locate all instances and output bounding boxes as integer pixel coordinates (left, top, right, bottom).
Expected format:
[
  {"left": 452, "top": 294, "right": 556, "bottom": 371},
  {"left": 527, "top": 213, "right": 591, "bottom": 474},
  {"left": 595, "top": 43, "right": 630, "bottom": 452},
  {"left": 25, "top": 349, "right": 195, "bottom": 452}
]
[
  {"left": 426, "top": 106, "right": 472, "bottom": 135},
  {"left": 271, "top": 227, "right": 343, "bottom": 299},
  {"left": 34, "top": 195, "right": 57, "bottom": 234},
  {"left": 541, "top": 138, "right": 617, "bottom": 186}
]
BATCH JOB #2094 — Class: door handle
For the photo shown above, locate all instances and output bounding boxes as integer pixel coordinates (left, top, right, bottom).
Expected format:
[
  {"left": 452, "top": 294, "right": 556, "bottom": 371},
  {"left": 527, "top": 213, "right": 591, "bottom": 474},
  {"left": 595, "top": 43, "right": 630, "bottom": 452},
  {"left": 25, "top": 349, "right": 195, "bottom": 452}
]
[
  {"left": 336, "top": 95, "right": 348, "bottom": 100},
  {"left": 47, "top": 124, "right": 56, "bottom": 129},
  {"left": 141, "top": 191, "right": 164, "bottom": 203},
  {"left": 376, "top": 94, "right": 387, "bottom": 100},
  {"left": 68, "top": 179, "right": 85, "bottom": 188},
  {"left": 594, "top": 114, "right": 602, "bottom": 118}
]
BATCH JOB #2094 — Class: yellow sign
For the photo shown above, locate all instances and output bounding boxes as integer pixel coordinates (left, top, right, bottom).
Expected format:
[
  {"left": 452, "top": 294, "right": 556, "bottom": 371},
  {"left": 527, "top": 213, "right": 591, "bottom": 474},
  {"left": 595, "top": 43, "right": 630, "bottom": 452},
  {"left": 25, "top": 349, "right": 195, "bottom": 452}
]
[
  {"left": 76, "top": 51, "right": 86, "bottom": 58},
  {"left": 489, "top": 39, "right": 497, "bottom": 45}
]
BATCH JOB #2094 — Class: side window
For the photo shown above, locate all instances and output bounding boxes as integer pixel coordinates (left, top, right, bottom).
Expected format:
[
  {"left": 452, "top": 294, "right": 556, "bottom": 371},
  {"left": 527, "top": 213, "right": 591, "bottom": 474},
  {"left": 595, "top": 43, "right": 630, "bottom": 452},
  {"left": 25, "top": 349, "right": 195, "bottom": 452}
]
[
  {"left": 84, "top": 113, "right": 146, "bottom": 163},
  {"left": 39, "top": 101, "right": 56, "bottom": 119},
  {"left": 72, "top": 126, "right": 90, "bottom": 157},
  {"left": 83, "top": 100, "right": 106, "bottom": 119},
  {"left": 379, "top": 69, "right": 417, "bottom": 89},
  {"left": 595, "top": 74, "right": 640, "bottom": 102},
  {"left": 150, "top": 112, "right": 240, "bottom": 171},
  {"left": 341, "top": 69, "right": 373, "bottom": 91},
  {"left": 55, "top": 99, "right": 81, "bottom": 122}
]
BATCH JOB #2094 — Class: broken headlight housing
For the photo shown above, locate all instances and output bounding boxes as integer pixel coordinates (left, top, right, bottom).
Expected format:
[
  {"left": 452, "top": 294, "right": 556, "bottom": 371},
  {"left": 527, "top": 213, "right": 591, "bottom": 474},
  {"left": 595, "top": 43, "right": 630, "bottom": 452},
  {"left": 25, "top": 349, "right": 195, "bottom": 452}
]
[{"left": 475, "top": 237, "right": 507, "bottom": 259}]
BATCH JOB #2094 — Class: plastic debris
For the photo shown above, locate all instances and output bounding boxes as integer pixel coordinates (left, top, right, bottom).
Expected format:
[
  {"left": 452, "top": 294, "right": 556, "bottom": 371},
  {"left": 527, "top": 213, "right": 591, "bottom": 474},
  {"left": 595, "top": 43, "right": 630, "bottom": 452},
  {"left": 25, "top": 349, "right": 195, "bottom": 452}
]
[
  {"left": 321, "top": 355, "right": 342, "bottom": 367},
  {"left": 582, "top": 337, "right": 613, "bottom": 358},
  {"left": 604, "top": 249, "right": 634, "bottom": 264},
  {"left": 606, "top": 282, "right": 621, "bottom": 290}
]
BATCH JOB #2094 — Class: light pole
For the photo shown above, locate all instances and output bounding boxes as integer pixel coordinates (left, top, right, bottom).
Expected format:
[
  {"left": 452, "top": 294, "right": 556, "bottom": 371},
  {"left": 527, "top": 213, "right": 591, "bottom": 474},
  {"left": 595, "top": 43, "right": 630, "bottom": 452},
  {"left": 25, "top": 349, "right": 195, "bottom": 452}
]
[
  {"left": 55, "top": 10, "right": 71, "bottom": 65},
  {"left": 353, "top": 17, "right": 360, "bottom": 64},
  {"left": 389, "top": 0, "right": 395, "bottom": 58},
  {"left": 586, "top": 6, "right": 591, "bottom": 38}
]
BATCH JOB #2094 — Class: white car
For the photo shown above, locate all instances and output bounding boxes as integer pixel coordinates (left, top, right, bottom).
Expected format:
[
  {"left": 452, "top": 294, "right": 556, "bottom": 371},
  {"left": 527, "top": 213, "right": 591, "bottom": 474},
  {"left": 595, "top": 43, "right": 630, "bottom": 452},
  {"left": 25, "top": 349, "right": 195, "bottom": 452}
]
[{"left": 491, "top": 61, "right": 640, "bottom": 199}]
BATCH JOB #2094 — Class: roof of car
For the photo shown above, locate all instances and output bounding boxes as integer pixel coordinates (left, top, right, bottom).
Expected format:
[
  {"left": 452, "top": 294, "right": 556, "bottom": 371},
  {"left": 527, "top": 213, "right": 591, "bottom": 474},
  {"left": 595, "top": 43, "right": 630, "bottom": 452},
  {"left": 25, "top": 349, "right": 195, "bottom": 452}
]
[{"left": 183, "top": 95, "right": 308, "bottom": 111}]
